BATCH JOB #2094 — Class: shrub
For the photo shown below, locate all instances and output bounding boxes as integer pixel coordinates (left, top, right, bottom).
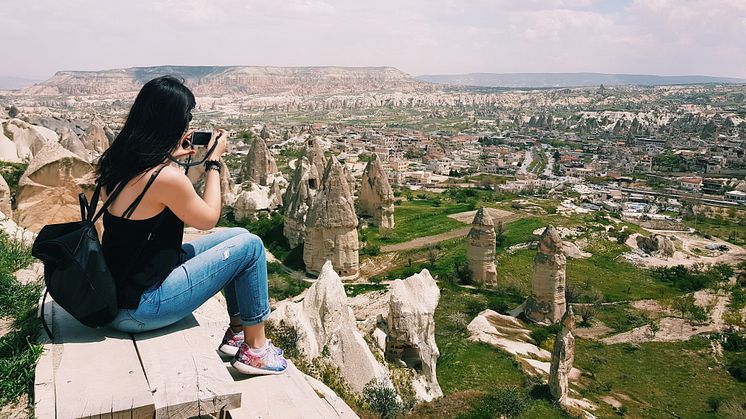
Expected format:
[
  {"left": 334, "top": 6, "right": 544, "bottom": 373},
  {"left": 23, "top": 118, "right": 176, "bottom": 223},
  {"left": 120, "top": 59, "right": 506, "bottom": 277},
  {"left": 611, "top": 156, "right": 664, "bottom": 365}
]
[
  {"left": 654, "top": 264, "right": 725, "bottom": 292},
  {"left": 363, "top": 379, "right": 404, "bottom": 419},
  {"left": 730, "top": 287, "right": 746, "bottom": 310},
  {"left": 707, "top": 396, "right": 724, "bottom": 413},
  {"left": 722, "top": 331, "right": 746, "bottom": 352},
  {"left": 530, "top": 324, "right": 561, "bottom": 348},
  {"left": 458, "top": 386, "right": 531, "bottom": 419},
  {"left": 362, "top": 244, "right": 381, "bottom": 256},
  {"left": 576, "top": 304, "right": 598, "bottom": 327},
  {"left": 615, "top": 229, "right": 631, "bottom": 244},
  {"left": 265, "top": 320, "right": 301, "bottom": 359},
  {"left": 726, "top": 354, "right": 746, "bottom": 382},
  {"left": 668, "top": 294, "right": 709, "bottom": 321}
]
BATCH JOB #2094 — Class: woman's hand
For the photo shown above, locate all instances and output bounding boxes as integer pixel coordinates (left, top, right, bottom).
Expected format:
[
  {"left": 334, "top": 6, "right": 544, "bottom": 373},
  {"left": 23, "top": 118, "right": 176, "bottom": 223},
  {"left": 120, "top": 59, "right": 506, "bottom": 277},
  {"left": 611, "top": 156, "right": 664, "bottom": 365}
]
[
  {"left": 207, "top": 129, "right": 227, "bottom": 159},
  {"left": 172, "top": 129, "right": 198, "bottom": 160}
]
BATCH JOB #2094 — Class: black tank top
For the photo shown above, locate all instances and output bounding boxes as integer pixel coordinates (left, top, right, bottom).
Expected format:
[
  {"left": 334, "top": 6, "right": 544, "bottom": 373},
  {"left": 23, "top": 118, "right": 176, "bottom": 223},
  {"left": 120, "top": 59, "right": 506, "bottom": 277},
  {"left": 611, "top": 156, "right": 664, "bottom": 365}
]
[{"left": 101, "top": 166, "right": 186, "bottom": 309}]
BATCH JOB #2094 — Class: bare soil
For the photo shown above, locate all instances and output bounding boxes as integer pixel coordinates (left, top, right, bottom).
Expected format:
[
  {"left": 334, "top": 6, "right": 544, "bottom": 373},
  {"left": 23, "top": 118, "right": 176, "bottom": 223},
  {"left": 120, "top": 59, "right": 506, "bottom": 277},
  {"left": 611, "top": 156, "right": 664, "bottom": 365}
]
[{"left": 623, "top": 231, "right": 746, "bottom": 268}]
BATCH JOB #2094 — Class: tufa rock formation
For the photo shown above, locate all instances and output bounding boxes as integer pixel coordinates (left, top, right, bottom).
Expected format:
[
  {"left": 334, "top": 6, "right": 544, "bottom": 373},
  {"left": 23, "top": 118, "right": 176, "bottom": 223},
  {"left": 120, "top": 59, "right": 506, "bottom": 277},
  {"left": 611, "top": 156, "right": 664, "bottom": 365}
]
[
  {"left": 304, "top": 137, "right": 327, "bottom": 177},
  {"left": 304, "top": 157, "right": 359, "bottom": 279},
  {"left": 283, "top": 147, "right": 324, "bottom": 248},
  {"left": 386, "top": 269, "right": 443, "bottom": 402},
  {"left": 283, "top": 156, "right": 320, "bottom": 248},
  {"left": 80, "top": 121, "right": 110, "bottom": 155},
  {"left": 4, "top": 119, "right": 52, "bottom": 161},
  {"left": 524, "top": 226, "right": 567, "bottom": 324},
  {"left": 636, "top": 234, "right": 675, "bottom": 257},
  {"left": 0, "top": 128, "right": 21, "bottom": 163},
  {"left": 269, "top": 261, "right": 390, "bottom": 394},
  {"left": 58, "top": 127, "right": 89, "bottom": 162},
  {"left": 0, "top": 174, "right": 11, "bottom": 217},
  {"left": 549, "top": 306, "right": 576, "bottom": 405},
  {"left": 15, "top": 142, "right": 94, "bottom": 232},
  {"left": 358, "top": 154, "right": 395, "bottom": 229},
  {"left": 240, "top": 136, "right": 280, "bottom": 186},
  {"left": 466, "top": 208, "right": 497, "bottom": 285}
]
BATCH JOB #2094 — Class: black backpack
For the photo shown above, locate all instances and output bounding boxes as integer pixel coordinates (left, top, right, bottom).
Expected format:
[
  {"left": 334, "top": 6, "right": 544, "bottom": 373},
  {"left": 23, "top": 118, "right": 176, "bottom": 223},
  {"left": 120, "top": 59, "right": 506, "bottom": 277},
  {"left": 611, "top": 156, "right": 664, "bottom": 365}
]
[{"left": 32, "top": 182, "right": 127, "bottom": 338}]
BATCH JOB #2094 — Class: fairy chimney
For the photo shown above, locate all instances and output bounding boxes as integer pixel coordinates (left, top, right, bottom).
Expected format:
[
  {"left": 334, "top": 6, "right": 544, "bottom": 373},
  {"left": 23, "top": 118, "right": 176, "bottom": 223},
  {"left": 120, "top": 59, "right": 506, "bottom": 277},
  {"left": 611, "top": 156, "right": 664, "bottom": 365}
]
[
  {"left": 303, "top": 156, "right": 359, "bottom": 279},
  {"left": 305, "top": 137, "right": 327, "bottom": 177},
  {"left": 386, "top": 269, "right": 443, "bottom": 401},
  {"left": 359, "top": 154, "right": 395, "bottom": 230},
  {"left": 283, "top": 139, "right": 325, "bottom": 248},
  {"left": 549, "top": 306, "right": 576, "bottom": 405},
  {"left": 466, "top": 208, "right": 497, "bottom": 285},
  {"left": 524, "top": 226, "right": 567, "bottom": 323},
  {"left": 283, "top": 156, "right": 322, "bottom": 248},
  {"left": 240, "top": 136, "right": 279, "bottom": 186}
]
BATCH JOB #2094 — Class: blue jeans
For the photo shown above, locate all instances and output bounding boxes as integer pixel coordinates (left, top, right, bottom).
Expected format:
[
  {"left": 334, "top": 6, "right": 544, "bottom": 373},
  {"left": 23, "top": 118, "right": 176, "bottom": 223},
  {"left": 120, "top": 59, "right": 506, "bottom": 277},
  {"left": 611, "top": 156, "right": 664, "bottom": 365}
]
[{"left": 110, "top": 227, "right": 271, "bottom": 333}]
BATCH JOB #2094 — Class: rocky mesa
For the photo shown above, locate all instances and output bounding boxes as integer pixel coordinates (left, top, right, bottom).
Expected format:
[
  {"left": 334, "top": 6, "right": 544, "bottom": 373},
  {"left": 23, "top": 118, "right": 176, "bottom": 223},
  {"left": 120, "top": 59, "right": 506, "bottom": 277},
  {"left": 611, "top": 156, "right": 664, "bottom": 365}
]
[{"left": 21, "top": 66, "right": 433, "bottom": 96}]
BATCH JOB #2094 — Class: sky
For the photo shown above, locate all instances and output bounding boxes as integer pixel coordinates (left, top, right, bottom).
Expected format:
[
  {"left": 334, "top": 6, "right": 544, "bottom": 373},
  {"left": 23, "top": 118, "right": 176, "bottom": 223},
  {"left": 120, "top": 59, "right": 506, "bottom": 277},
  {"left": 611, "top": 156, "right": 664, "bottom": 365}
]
[{"left": 2, "top": 0, "right": 746, "bottom": 80}]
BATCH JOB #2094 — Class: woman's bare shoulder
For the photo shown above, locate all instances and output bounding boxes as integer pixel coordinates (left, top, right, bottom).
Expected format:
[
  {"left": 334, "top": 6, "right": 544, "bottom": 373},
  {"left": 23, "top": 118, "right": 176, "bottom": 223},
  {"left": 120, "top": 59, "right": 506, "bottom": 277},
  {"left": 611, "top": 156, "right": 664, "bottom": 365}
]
[
  {"left": 155, "top": 165, "right": 189, "bottom": 184},
  {"left": 152, "top": 165, "right": 194, "bottom": 197}
]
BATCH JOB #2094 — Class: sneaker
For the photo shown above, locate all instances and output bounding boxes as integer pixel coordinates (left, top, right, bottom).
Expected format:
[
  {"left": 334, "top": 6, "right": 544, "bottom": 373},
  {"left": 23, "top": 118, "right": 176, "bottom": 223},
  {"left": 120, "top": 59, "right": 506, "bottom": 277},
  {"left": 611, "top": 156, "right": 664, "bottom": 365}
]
[
  {"left": 232, "top": 342, "right": 288, "bottom": 375},
  {"left": 218, "top": 327, "right": 244, "bottom": 356},
  {"left": 218, "top": 328, "right": 284, "bottom": 357}
]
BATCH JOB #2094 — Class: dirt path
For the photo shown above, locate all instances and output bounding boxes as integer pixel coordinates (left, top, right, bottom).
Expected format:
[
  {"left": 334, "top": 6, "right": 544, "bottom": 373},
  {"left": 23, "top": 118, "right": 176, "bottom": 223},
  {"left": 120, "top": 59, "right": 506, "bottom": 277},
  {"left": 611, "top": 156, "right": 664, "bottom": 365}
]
[{"left": 381, "top": 226, "right": 472, "bottom": 253}]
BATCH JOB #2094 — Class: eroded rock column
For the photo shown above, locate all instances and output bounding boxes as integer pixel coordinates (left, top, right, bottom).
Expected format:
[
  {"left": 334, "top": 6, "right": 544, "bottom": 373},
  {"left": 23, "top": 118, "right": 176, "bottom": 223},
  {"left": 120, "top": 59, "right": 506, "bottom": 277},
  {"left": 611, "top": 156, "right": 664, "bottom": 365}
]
[
  {"left": 549, "top": 306, "right": 576, "bottom": 404},
  {"left": 524, "top": 225, "right": 567, "bottom": 323},
  {"left": 466, "top": 208, "right": 497, "bottom": 285}
]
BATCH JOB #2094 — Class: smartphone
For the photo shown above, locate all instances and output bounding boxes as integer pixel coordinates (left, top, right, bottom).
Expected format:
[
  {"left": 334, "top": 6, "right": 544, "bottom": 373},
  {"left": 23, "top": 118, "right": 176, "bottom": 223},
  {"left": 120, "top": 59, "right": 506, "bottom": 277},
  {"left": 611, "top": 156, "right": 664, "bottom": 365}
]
[{"left": 191, "top": 131, "right": 213, "bottom": 147}]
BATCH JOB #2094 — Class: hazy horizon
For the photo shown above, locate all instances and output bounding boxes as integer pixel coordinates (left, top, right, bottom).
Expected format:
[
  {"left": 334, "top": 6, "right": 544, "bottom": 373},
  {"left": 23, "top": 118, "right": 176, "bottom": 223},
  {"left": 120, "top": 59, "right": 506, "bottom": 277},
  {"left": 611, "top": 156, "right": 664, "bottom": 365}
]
[{"left": 3, "top": 0, "right": 746, "bottom": 80}]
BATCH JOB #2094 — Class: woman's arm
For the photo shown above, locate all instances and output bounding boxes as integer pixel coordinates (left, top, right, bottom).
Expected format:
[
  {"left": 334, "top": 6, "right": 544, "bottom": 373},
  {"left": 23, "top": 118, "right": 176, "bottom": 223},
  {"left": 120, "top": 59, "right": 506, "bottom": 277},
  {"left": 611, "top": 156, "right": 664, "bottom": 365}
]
[{"left": 156, "top": 131, "right": 227, "bottom": 230}]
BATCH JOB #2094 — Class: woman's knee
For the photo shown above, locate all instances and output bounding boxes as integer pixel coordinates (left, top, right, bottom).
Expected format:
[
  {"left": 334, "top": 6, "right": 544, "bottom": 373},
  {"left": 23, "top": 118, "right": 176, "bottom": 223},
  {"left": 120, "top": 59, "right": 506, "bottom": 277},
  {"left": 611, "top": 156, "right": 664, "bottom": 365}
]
[{"left": 227, "top": 227, "right": 250, "bottom": 236}]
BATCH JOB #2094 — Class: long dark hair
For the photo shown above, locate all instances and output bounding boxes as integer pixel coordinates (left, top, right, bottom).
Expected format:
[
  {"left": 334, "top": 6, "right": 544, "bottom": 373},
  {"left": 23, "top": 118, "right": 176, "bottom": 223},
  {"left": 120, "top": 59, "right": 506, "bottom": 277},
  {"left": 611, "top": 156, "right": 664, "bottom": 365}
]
[{"left": 97, "top": 75, "right": 195, "bottom": 192}]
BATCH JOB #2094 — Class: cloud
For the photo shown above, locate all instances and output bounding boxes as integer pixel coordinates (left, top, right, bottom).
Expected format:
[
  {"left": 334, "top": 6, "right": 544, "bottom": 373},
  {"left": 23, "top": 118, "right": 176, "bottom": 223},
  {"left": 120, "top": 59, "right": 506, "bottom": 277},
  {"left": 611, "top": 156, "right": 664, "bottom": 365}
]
[{"left": 1, "top": 0, "right": 744, "bottom": 79}]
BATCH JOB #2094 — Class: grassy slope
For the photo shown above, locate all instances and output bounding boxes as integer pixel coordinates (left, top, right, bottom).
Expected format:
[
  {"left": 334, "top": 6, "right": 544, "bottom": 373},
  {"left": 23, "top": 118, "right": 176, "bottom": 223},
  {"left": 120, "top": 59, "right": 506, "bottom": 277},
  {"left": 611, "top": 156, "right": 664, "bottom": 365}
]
[
  {"left": 566, "top": 240, "right": 681, "bottom": 301},
  {"left": 432, "top": 282, "right": 569, "bottom": 418},
  {"left": 0, "top": 232, "right": 41, "bottom": 408},
  {"left": 576, "top": 338, "right": 746, "bottom": 418},
  {"left": 685, "top": 215, "right": 746, "bottom": 247}
]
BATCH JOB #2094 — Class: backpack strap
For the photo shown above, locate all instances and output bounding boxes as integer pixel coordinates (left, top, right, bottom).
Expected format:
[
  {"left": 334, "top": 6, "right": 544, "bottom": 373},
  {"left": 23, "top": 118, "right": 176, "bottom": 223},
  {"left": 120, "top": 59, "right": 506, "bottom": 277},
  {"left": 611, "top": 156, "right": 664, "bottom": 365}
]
[
  {"left": 89, "top": 181, "right": 128, "bottom": 224},
  {"left": 121, "top": 165, "right": 167, "bottom": 219},
  {"left": 39, "top": 288, "right": 53, "bottom": 341}
]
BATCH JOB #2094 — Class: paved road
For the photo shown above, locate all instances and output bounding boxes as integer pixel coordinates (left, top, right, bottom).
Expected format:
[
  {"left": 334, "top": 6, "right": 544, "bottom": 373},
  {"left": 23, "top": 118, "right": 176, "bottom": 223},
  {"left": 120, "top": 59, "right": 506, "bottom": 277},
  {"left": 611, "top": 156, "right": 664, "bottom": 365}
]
[{"left": 518, "top": 148, "right": 532, "bottom": 175}]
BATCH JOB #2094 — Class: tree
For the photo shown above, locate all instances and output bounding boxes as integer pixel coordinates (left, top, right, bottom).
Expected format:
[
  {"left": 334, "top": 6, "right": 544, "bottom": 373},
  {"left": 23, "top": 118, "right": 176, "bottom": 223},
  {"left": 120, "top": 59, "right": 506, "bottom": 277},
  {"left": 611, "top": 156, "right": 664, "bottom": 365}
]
[
  {"left": 616, "top": 229, "right": 631, "bottom": 244},
  {"left": 7, "top": 105, "right": 19, "bottom": 118},
  {"left": 576, "top": 304, "right": 597, "bottom": 327},
  {"left": 496, "top": 220, "right": 505, "bottom": 246}
]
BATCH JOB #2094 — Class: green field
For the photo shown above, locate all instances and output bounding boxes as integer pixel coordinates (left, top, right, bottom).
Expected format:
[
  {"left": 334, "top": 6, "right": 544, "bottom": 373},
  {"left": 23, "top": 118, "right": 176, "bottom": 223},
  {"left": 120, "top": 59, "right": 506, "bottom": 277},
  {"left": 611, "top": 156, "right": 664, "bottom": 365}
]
[
  {"left": 566, "top": 240, "right": 682, "bottom": 301},
  {"left": 428, "top": 282, "right": 568, "bottom": 418},
  {"left": 686, "top": 215, "right": 746, "bottom": 246},
  {"left": 363, "top": 199, "right": 470, "bottom": 247},
  {"left": 576, "top": 338, "right": 746, "bottom": 418}
]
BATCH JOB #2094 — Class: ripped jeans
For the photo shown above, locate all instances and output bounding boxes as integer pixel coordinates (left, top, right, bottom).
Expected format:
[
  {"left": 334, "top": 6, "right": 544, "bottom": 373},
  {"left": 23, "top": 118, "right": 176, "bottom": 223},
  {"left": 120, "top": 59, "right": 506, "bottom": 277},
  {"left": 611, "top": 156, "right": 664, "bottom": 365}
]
[{"left": 109, "top": 227, "right": 271, "bottom": 333}]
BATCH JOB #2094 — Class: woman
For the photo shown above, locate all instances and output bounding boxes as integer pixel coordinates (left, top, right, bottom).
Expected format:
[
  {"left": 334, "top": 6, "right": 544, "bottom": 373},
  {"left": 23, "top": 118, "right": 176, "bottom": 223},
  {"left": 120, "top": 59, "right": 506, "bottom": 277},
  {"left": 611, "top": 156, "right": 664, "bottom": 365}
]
[{"left": 97, "top": 75, "right": 286, "bottom": 375}]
